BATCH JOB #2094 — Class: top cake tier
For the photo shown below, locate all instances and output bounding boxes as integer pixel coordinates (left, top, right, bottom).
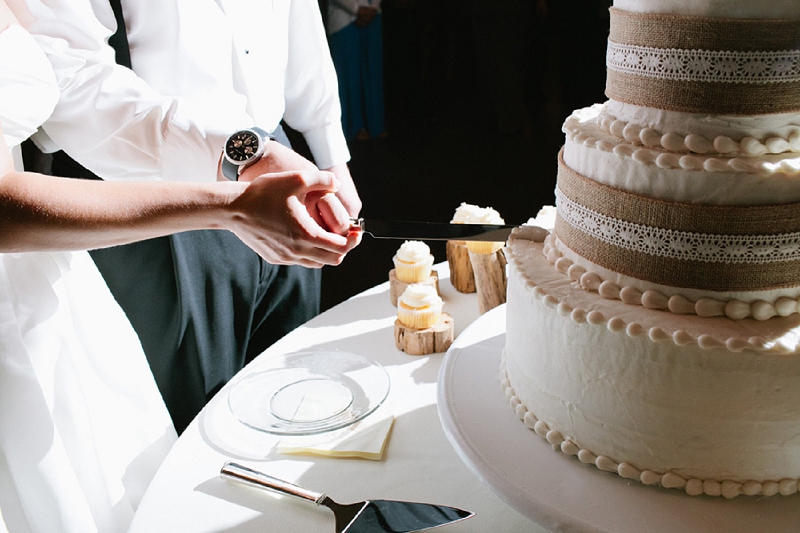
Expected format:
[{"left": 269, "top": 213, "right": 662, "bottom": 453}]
[
  {"left": 615, "top": 0, "right": 800, "bottom": 19},
  {"left": 605, "top": 2, "right": 800, "bottom": 145}
]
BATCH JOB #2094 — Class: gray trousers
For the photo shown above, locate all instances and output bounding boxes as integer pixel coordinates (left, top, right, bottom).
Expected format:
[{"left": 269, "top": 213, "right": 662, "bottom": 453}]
[{"left": 90, "top": 232, "right": 320, "bottom": 434}]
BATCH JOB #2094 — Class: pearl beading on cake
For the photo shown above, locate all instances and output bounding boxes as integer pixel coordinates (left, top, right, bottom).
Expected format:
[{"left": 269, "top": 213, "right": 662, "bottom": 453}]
[
  {"left": 515, "top": 224, "right": 800, "bottom": 345},
  {"left": 563, "top": 112, "right": 800, "bottom": 175},
  {"left": 500, "top": 351, "right": 800, "bottom": 498},
  {"left": 596, "top": 107, "right": 800, "bottom": 156},
  {"left": 543, "top": 232, "right": 800, "bottom": 323}
]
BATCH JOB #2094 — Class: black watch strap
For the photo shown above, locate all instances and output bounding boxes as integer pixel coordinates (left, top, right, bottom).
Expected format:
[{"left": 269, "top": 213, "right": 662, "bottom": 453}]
[{"left": 221, "top": 157, "right": 240, "bottom": 181}]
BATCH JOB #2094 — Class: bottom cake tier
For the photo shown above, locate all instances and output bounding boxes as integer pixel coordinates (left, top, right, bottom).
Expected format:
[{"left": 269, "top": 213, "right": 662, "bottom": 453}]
[{"left": 502, "top": 227, "right": 800, "bottom": 499}]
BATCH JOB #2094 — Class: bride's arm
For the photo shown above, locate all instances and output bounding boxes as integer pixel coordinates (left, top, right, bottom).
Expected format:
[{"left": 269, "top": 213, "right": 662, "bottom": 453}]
[
  {"left": 0, "top": 154, "right": 359, "bottom": 267},
  {"left": 0, "top": 0, "right": 17, "bottom": 32}
]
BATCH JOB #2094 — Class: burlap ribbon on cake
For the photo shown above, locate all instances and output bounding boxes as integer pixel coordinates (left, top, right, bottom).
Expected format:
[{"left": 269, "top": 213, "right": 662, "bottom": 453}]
[
  {"left": 555, "top": 150, "right": 800, "bottom": 291},
  {"left": 606, "top": 8, "right": 800, "bottom": 114}
]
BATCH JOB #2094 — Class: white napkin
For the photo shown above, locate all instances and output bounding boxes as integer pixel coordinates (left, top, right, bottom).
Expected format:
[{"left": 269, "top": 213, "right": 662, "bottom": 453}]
[{"left": 277, "top": 402, "right": 394, "bottom": 461}]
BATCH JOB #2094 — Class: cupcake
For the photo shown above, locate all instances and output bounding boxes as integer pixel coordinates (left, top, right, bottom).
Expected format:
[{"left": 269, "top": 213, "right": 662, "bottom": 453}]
[
  {"left": 396, "top": 284, "right": 443, "bottom": 330},
  {"left": 451, "top": 202, "right": 483, "bottom": 226},
  {"left": 462, "top": 205, "right": 505, "bottom": 254},
  {"left": 393, "top": 240, "right": 435, "bottom": 283}
]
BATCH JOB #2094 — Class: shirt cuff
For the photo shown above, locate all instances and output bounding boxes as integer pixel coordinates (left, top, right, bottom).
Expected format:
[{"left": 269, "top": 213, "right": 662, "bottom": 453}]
[
  {"left": 161, "top": 117, "right": 228, "bottom": 182},
  {"left": 304, "top": 123, "right": 351, "bottom": 170},
  {"left": 336, "top": 0, "right": 362, "bottom": 15}
]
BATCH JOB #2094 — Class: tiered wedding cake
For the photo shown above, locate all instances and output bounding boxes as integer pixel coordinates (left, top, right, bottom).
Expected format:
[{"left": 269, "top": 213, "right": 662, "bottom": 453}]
[{"left": 502, "top": 0, "right": 800, "bottom": 498}]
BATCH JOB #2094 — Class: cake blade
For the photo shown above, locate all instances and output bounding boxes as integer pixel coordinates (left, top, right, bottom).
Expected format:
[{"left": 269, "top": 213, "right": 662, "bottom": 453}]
[{"left": 352, "top": 218, "right": 517, "bottom": 242}]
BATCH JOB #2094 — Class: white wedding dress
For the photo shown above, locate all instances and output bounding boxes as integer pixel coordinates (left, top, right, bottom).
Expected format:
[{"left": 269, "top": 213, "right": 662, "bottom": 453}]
[{"left": 0, "top": 26, "right": 177, "bottom": 533}]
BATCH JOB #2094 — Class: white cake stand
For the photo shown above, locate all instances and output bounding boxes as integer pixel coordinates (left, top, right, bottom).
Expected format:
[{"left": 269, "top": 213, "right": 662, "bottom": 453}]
[{"left": 437, "top": 305, "right": 800, "bottom": 533}]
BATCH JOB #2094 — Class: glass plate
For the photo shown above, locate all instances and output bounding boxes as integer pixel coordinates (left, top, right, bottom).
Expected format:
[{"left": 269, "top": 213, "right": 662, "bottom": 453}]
[{"left": 228, "top": 350, "right": 390, "bottom": 436}]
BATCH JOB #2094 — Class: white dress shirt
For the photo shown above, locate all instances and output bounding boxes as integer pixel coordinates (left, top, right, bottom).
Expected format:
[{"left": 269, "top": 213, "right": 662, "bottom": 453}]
[
  {"left": 0, "top": 23, "right": 177, "bottom": 533},
  {"left": 20, "top": 0, "right": 350, "bottom": 182}
]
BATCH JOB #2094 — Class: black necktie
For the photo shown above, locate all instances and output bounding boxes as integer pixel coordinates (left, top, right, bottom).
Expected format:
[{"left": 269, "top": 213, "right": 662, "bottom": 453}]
[{"left": 107, "top": 0, "right": 131, "bottom": 69}]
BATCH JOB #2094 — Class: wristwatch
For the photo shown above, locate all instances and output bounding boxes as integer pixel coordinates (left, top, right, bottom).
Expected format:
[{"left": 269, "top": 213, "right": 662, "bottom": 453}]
[{"left": 221, "top": 127, "right": 273, "bottom": 180}]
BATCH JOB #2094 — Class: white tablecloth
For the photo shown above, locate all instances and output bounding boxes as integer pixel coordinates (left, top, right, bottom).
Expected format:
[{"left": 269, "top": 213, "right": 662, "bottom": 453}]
[{"left": 128, "top": 263, "right": 542, "bottom": 532}]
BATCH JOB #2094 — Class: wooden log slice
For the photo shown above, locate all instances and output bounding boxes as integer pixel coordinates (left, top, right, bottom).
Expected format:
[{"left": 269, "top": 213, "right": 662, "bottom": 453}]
[
  {"left": 468, "top": 248, "right": 507, "bottom": 314},
  {"left": 394, "top": 313, "right": 454, "bottom": 355},
  {"left": 446, "top": 240, "right": 476, "bottom": 293}
]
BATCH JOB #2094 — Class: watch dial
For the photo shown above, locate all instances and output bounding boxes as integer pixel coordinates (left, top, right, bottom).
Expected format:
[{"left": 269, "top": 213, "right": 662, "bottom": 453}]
[{"left": 225, "top": 130, "right": 261, "bottom": 163}]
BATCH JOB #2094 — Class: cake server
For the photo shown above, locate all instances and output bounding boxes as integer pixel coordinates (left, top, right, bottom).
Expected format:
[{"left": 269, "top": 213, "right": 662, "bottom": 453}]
[
  {"left": 351, "top": 217, "right": 518, "bottom": 242},
  {"left": 221, "top": 461, "right": 474, "bottom": 533}
]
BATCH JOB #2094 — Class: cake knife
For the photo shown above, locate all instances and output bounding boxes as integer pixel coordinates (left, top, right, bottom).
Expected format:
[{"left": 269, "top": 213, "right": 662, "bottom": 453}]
[
  {"left": 351, "top": 218, "right": 518, "bottom": 242},
  {"left": 221, "top": 461, "right": 474, "bottom": 532}
]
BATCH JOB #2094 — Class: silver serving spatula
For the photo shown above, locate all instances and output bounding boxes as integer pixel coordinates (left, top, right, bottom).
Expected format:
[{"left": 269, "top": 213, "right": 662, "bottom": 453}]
[{"left": 221, "top": 462, "right": 474, "bottom": 532}]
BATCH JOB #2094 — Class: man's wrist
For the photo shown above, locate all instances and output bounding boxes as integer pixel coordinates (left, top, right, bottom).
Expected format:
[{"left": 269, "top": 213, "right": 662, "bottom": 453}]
[{"left": 221, "top": 127, "right": 274, "bottom": 181}]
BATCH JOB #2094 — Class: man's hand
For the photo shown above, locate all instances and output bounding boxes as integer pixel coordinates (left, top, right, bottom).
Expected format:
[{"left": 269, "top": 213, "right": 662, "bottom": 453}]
[
  {"left": 355, "top": 6, "right": 378, "bottom": 27},
  {"left": 324, "top": 163, "right": 362, "bottom": 219},
  {"left": 227, "top": 169, "right": 360, "bottom": 268}
]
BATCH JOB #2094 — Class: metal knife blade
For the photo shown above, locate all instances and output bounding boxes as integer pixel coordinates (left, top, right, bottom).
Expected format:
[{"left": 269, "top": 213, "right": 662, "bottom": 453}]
[{"left": 351, "top": 218, "right": 517, "bottom": 242}]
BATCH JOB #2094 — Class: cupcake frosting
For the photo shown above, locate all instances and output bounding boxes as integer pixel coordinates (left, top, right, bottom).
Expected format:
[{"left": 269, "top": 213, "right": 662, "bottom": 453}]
[
  {"left": 451, "top": 202, "right": 484, "bottom": 224},
  {"left": 395, "top": 241, "right": 431, "bottom": 263},
  {"left": 398, "top": 284, "right": 442, "bottom": 310},
  {"left": 452, "top": 203, "right": 504, "bottom": 225}
]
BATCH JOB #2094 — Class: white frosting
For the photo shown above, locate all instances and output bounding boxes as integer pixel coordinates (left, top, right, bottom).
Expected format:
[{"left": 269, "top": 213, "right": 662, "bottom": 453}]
[
  {"left": 398, "top": 284, "right": 441, "bottom": 310},
  {"left": 503, "top": 231, "right": 800, "bottom": 497},
  {"left": 614, "top": 0, "right": 800, "bottom": 18},
  {"left": 395, "top": 241, "right": 431, "bottom": 263},
  {"left": 450, "top": 203, "right": 504, "bottom": 225},
  {"left": 601, "top": 101, "right": 800, "bottom": 156},
  {"left": 451, "top": 202, "right": 483, "bottom": 224},
  {"left": 527, "top": 206, "right": 557, "bottom": 231},
  {"left": 563, "top": 104, "right": 800, "bottom": 205}
]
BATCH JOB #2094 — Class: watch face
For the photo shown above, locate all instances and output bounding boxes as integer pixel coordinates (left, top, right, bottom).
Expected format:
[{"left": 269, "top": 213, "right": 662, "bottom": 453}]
[{"left": 225, "top": 130, "right": 263, "bottom": 164}]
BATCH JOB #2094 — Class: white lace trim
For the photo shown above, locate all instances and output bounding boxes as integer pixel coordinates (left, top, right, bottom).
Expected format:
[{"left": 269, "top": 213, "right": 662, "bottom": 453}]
[
  {"left": 555, "top": 187, "right": 800, "bottom": 264},
  {"left": 606, "top": 41, "right": 800, "bottom": 84}
]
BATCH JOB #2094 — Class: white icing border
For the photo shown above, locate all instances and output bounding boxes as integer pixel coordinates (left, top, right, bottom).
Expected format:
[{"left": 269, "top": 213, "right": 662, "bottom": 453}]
[
  {"left": 499, "top": 357, "right": 800, "bottom": 499},
  {"left": 564, "top": 108, "right": 800, "bottom": 176},
  {"left": 545, "top": 232, "right": 800, "bottom": 321},
  {"left": 597, "top": 105, "right": 800, "bottom": 156},
  {"left": 510, "top": 226, "right": 800, "bottom": 354}
]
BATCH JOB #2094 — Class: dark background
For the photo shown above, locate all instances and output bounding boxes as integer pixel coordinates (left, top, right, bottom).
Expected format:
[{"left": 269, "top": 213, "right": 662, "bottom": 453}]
[{"left": 306, "top": 0, "right": 612, "bottom": 310}]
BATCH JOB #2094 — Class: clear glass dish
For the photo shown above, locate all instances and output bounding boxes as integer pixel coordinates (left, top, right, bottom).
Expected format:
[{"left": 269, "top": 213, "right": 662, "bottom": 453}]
[{"left": 228, "top": 350, "right": 390, "bottom": 436}]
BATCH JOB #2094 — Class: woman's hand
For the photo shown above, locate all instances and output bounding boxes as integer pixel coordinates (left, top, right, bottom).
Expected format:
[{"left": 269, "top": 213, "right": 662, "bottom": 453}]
[
  {"left": 236, "top": 141, "right": 357, "bottom": 235},
  {"left": 228, "top": 169, "right": 360, "bottom": 268}
]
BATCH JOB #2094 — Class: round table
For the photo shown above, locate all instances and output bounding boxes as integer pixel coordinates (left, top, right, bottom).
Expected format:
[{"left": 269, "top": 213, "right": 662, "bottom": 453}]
[{"left": 128, "top": 263, "right": 540, "bottom": 532}]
